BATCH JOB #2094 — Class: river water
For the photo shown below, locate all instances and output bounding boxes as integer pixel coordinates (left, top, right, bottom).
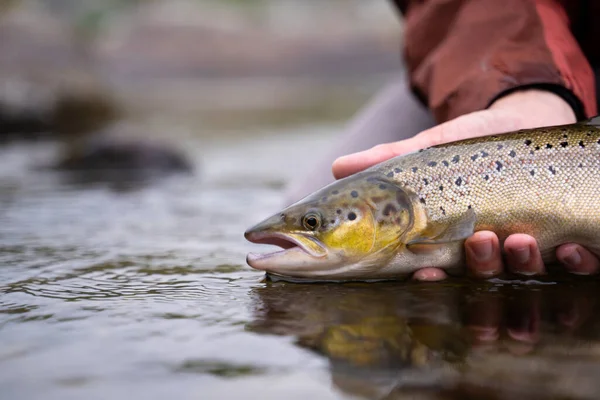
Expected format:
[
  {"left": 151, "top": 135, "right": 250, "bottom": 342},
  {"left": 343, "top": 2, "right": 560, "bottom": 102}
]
[{"left": 2, "top": 124, "right": 600, "bottom": 400}]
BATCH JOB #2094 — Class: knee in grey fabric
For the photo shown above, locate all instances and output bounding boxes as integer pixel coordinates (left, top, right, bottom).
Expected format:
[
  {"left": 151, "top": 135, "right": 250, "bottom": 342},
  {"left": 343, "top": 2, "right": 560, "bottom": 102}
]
[{"left": 284, "top": 77, "right": 435, "bottom": 205}]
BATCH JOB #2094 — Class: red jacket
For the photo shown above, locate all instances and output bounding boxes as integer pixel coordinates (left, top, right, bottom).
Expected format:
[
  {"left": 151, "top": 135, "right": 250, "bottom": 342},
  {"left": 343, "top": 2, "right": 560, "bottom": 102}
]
[{"left": 392, "top": 0, "right": 599, "bottom": 122}]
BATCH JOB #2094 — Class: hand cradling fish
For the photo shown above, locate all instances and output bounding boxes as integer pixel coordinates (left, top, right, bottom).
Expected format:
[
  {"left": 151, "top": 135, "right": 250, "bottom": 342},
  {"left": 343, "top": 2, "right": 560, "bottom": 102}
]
[{"left": 245, "top": 117, "right": 600, "bottom": 282}]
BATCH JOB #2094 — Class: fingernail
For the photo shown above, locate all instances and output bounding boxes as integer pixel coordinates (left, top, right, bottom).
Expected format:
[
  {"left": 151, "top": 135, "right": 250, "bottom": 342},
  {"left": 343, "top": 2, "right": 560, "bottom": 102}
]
[
  {"left": 562, "top": 248, "right": 582, "bottom": 268},
  {"left": 511, "top": 246, "right": 530, "bottom": 264},
  {"left": 471, "top": 239, "right": 493, "bottom": 262}
]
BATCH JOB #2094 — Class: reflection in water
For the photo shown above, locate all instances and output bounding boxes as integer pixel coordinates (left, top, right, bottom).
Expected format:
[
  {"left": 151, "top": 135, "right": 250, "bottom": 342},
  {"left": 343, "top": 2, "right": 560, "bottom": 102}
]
[{"left": 247, "top": 279, "right": 600, "bottom": 399}]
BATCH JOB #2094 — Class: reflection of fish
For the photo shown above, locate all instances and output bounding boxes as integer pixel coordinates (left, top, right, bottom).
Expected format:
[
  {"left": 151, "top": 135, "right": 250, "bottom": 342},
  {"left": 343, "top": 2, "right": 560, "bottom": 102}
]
[
  {"left": 247, "top": 281, "right": 600, "bottom": 400},
  {"left": 246, "top": 118, "right": 600, "bottom": 281},
  {"left": 246, "top": 282, "right": 465, "bottom": 370}
]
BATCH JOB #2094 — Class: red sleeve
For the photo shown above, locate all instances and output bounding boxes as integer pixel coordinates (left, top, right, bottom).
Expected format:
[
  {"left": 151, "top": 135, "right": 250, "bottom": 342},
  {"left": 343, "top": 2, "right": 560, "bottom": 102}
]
[{"left": 393, "top": 0, "right": 597, "bottom": 122}]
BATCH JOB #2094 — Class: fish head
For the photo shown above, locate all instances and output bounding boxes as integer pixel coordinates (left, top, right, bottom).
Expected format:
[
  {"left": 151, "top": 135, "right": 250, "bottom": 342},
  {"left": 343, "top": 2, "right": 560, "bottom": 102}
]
[{"left": 245, "top": 172, "right": 416, "bottom": 280}]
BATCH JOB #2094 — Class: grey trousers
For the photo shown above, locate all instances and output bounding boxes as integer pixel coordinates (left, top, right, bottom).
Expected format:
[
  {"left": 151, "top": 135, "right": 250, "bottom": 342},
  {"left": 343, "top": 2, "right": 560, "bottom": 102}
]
[{"left": 284, "top": 78, "right": 435, "bottom": 204}]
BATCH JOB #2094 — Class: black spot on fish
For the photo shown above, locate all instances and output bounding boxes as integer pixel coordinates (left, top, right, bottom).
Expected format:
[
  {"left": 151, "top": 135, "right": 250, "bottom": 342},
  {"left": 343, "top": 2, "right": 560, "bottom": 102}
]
[
  {"left": 452, "top": 155, "right": 460, "bottom": 163},
  {"left": 546, "top": 144, "right": 553, "bottom": 149},
  {"left": 530, "top": 170, "right": 535, "bottom": 176},
  {"left": 468, "top": 205, "right": 472, "bottom": 209},
  {"left": 348, "top": 212, "right": 357, "bottom": 221},
  {"left": 563, "top": 134, "right": 568, "bottom": 139},
  {"left": 423, "top": 178, "right": 429, "bottom": 185},
  {"left": 497, "top": 144, "right": 504, "bottom": 150},
  {"left": 549, "top": 166, "right": 556, "bottom": 175},
  {"left": 535, "top": 146, "right": 540, "bottom": 150},
  {"left": 332, "top": 190, "right": 339, "bottom": 195},
  {"left": 440, "top": 206, "right": 446, "bottom": 215},
  {"left": 439, "top": 185, "right": 444, "bottom": 191},
  {"left": 455, "top": 177, "right": 463, "bottom": 186},
  {"left": 428, "top": 161, "right": 437, "bottom": 167},
  {"left": 418, "top": 149, "right": 424, "bottom": 153},
  {"left": 394, "top": 168, "right": 402, "bottom": 173},
  {"left": 491, "top": 135, "right": 498, "bottom": 139},
  {"left": 386, "top": 171, "right": 394, "bottom": 177},
  {"left": 442, "top": 160, "right": 449, "bottom": 167},
  {"left": 351, "top": 191, "right": 358, "bottom": 198},
  {"left": 481, "top": 151, "right": 489, "bottom": 158},
  {"left": 579, "top": 163, "right": 583, "bottom": 168},
  {"left": 383, "top": 203, "right": 397, "bottom": 216},
  {"left": 379, "top": 184, "right": 387, "bottom": 190},
  {"left": 530, "top": 150, "right": 535, "bottom": 155},
  {"left": 483, "top": 174, "right": 489, "bottom": 180},
  {"left": 560, "top": 142, "right": 568, "bottom": 147},
  {"left": 411, "top": 167, "right": 418, "bottom": 173},
  {"left": 524, "top": 139, "right": 532, "bottom": 146},
  {"left": 471, "top": 154, "right": 479, "bottom": 161},
  {"left": 587, "top": 131, "right": 592, "bottom": 137},
  {"left": 495, "top": 161, "right": 503, "bottom": 171},
  {"left": 336, "top": 209, "right": 341, "bottom": 214},
  {"left": 579, "top": 141, "right": 585, "bottom": 148},
  {"left": 419, "top": 197, "right": 426, "bottom": 204},
  {"left": 597, "top": 138, "right": 600, "bottom": 145},
  {"left": 509, "top": 150, "right": 516, "bottom": 157},
  {"left": 330, "top": 220, "right": 335, "bottom": 224}
]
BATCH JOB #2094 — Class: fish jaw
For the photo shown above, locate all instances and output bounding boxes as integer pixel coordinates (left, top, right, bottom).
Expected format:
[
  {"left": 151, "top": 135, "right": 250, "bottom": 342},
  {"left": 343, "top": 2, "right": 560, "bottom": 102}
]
[{"left": 244, "top": 229, "right": 332, "bottom": 273}]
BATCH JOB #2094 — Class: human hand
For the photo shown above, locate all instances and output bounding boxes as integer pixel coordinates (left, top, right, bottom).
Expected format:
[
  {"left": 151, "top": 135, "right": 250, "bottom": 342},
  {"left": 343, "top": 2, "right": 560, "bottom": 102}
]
[
  {"left": 465, "top": 287, "right": 596, "bottom": 354},
  {"left": 331, "top": 89, "right": 599, "bottom": 281}
]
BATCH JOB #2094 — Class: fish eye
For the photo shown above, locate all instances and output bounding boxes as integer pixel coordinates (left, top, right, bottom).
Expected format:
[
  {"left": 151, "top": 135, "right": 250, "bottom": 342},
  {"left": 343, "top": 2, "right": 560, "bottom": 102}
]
[{"left": 302, "top": 213, "right": 321, "bottom": 230}]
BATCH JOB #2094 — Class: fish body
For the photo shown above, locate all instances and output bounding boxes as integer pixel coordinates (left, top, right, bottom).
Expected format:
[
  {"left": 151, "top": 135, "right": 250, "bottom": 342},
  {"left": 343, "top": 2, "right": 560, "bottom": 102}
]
[{"left": 245, "top": 117, "right": 600, "bottom": 281}]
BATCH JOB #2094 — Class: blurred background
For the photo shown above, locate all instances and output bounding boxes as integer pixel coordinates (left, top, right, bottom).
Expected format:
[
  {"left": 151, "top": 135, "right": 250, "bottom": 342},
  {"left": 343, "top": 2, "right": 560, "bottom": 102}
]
[
  {"left": 6, "top": 3, "right": 600, "bottom": 400},
  {"left": 1, "top": 0, "right": 402, "bottom": 139}
]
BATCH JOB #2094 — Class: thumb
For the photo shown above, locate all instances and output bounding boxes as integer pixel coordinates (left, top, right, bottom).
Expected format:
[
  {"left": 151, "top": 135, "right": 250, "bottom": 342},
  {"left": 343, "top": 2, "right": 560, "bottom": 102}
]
[
  {"left": 332, "top": 110, "right": 520, "bottom": 179},
  {"left": 332, "top": 135, "right": 428, "bottom": 179}
]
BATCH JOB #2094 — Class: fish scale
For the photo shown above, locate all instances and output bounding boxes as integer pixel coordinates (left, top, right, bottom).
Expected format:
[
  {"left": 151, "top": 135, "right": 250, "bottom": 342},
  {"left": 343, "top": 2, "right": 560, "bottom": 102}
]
[
  {"left": 245, "top": 117, "right": 600, "bottom": 281},
  {"left": 372, "top": 120, "right": 600, "bottom": 261}
]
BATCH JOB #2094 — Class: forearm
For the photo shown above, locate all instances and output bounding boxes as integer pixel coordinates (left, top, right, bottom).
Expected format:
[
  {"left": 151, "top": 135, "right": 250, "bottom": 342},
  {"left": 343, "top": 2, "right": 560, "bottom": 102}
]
[{"left": 392, "top": 0, "right": 597, "bottom": 122}]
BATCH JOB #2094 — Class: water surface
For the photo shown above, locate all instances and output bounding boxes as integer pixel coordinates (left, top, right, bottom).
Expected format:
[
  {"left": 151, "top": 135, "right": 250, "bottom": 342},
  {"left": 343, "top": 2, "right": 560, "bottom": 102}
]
[{"left": 2, "top": 127, "right": 600, "bottom": 400}]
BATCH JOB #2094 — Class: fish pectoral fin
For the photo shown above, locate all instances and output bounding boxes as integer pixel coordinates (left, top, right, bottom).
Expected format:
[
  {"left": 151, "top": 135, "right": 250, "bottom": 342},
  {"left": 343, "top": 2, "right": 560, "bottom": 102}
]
[
  {"left": 407, "top": 208, "right": 476, "bottom": 250},
  {"left": 406, "top": 242, "right": 447, "bottom": 255}
]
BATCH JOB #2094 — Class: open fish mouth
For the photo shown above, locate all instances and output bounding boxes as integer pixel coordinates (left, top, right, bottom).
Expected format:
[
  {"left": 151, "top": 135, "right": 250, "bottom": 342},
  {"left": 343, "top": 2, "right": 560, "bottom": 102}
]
[{"left": 245, "top": 231, "right": 327, "bottom": 271}]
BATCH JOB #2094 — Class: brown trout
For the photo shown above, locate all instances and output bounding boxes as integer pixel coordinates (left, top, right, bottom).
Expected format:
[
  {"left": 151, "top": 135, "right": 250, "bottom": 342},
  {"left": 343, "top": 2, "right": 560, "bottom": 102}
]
[{"left": 245, "top": 117, "right": 600, "bottom": 281}]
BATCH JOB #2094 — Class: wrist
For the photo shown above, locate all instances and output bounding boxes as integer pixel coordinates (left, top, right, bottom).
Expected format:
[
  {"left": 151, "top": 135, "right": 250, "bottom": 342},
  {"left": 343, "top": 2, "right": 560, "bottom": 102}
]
[{"left": 489, "top": 89, "right": 577, "bottom": 126}]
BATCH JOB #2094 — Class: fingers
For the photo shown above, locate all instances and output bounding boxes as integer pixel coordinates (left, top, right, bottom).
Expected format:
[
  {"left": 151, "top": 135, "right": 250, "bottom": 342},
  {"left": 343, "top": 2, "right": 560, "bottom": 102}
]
[
  {"left": 332, "top": 138, "right": 423, "bottom": 179},
  {"left": 424, "top": 233, "right": 599, "bottom": 281},
  {"left": 466, "top": 232, "right": 547, "bottom": 277},
  {"left": 331, "top": 109, "right": 521, "bottom": 180},
  {"left": 465, "top": 231, "right": 503, "bottom": 277},
  {"left": 556, "top": 243, "right": 600, "bottom": 275},
  {"left": 503, "top": 234, "right": 545, "bottom": 275},
  {"left": 412, "top": 267, "right": 447, "bottom": 282},
  {"left": 467, "top": 233, "right": 600, "bottom": 278}
]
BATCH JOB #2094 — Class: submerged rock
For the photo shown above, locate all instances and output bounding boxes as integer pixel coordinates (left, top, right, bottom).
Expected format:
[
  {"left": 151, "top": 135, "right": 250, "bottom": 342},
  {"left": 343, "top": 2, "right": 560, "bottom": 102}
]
[{"left": 54, "top": 135, "right": 192, "bottom": 174}]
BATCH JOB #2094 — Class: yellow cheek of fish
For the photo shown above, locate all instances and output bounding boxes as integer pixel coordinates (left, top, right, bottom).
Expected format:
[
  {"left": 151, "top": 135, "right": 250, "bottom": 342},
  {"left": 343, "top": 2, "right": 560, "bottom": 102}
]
[{"left": 321, "top": 219, "right": 375, "bottom": 255}]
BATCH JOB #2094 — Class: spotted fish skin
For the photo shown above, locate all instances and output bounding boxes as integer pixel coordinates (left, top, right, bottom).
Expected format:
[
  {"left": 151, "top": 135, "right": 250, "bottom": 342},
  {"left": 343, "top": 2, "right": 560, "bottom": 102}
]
[
  {"left": 245, "top": 117, "right": 600, "bottom": 281},
  {"left": 371, "top": 117, "right": 600, "bottom": 263}
]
